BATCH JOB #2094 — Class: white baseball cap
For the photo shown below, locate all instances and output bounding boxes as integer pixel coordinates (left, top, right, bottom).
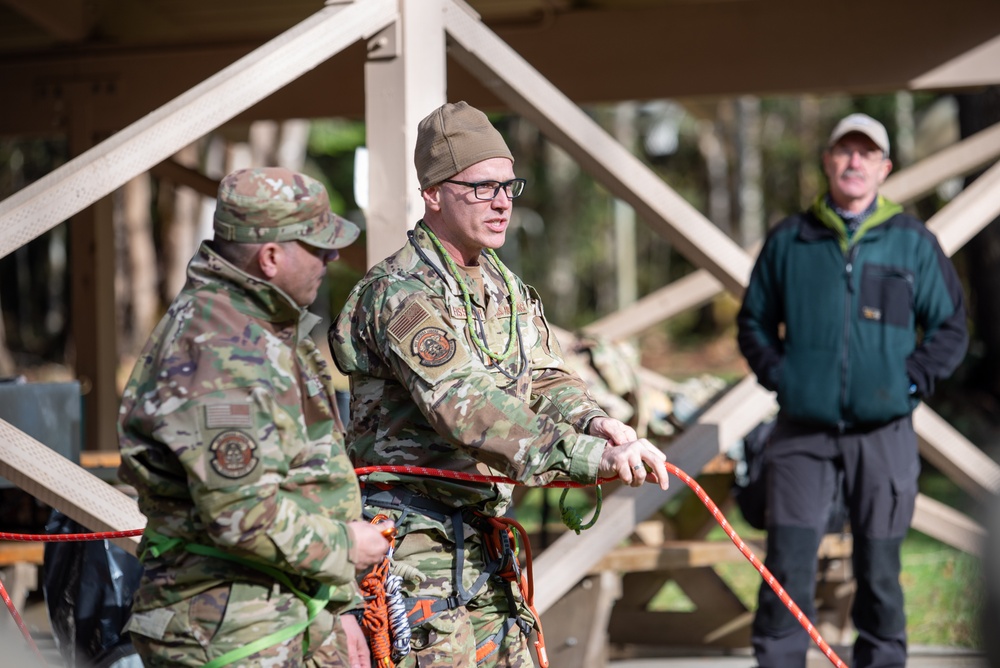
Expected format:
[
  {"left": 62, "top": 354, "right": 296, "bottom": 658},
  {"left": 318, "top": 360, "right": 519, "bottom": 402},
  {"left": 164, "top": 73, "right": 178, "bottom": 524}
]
[{"left": 828, "top": 113, "right": 890, "bottom": 155}]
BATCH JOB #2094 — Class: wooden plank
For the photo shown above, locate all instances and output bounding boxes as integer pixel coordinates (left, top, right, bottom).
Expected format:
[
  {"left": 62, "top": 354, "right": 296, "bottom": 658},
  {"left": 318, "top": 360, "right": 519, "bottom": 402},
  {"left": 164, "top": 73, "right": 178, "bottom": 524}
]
[
  {"left": 532, "top": 377, "right": 776, "bottom": 614},
  {"left": 881, "top": 120, "right": 1000, "bottom": 204},
  {"left": 911, "top": 493, "right": 985, "bottom": 556},
  {"left": 80, "top": 451, "right": 123, "bottom": 470},
  {"left": 582, "top": 270, "right": 724, "bottom": 341},
  {"left": 589, "top": 541, "right": 746, "bottom": 573},
  {"left": 0, "top": 543, "right": 44, "bottom": 567},
  {"left": 0, "top": 418, "right": 145, "bottom": 554},
  {"left": 68, "top": 103, "right": 118, "bottom": 453},
  {"left": 610, "top": 567, "right": 750, "bottom": 648},
  {"left": 442, "top": 0, "right": 753, "bottom": 297},
  {"left": 927, "top": 156, "right": 1000, "bottom": 257},
  {"left": 913, "top": 403, "right": 1000, "bottom": 501},
  {"left": 0, "top": 0, "right": 398, "bottom": 261},
  {"left": 540, "top": 571, "right": 621, "bottom": 668}
]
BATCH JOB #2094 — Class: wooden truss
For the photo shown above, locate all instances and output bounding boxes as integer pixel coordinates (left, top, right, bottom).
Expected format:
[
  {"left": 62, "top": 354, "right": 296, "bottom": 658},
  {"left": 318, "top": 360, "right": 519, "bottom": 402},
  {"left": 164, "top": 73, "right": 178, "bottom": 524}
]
[{"left": 0, "top": 0, "right": 997, "bottom": 653}]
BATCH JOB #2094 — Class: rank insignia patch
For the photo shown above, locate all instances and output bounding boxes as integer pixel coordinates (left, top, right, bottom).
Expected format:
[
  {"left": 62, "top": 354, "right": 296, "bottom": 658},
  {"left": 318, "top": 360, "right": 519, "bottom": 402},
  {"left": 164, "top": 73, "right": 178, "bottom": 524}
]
[
  {"left": 209, "top": 430, "right": 259, "bottom": 479},
  {"left": 411, "top": 327, "right": 457, "bottom": 367}
]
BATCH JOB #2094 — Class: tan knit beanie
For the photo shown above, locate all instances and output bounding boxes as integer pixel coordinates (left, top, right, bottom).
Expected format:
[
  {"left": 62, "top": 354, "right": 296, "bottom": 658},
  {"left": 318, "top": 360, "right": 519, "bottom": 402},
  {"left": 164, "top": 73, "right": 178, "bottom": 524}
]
[{"left": 414, "top": 101, "right": 513, "bottom": 189}]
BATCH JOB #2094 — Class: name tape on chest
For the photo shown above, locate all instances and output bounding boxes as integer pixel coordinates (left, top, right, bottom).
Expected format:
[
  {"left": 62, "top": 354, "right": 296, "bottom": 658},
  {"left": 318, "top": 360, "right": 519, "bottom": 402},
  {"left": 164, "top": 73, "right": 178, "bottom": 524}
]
[{"left": 448, "top": 301, "right": 530, "bottom": 320}]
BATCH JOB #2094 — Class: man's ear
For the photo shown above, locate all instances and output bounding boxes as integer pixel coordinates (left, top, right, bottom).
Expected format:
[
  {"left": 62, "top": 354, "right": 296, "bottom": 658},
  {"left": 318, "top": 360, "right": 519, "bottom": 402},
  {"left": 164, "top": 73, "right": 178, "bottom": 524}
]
[
  {"left": 877, "top": 157, "right": 893, "bottom": 185},
  {"left": 422, "top": 185, "right": 442, "bottom": 212},
  {"left": 256, "top": 242, "right": 282, "bottom": 279}
]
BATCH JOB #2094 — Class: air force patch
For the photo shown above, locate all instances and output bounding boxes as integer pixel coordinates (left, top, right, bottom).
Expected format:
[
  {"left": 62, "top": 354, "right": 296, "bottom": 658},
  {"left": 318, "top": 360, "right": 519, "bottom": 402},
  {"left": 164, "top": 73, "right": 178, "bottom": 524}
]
[
  {"left": 209, "top": 430, "right": 259, "bottom": 479},
  {"left": 411, "top": 327, "right": 456, "bottom": 366}
]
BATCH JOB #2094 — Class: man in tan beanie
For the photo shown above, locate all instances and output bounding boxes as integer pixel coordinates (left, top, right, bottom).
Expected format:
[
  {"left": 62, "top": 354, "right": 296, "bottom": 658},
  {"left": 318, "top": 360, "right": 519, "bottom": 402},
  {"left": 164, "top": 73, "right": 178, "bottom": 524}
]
[
  {"left": 331, "top": 102, "right": 669, "bottom": 667},
  {"left": 119, "top": 166, "right": 392, "bottom": 667}
]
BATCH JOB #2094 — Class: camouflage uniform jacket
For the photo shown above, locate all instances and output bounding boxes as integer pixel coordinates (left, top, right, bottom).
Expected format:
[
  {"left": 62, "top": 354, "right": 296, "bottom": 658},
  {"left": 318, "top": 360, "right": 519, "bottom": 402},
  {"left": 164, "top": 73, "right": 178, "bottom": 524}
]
[
  {"left": 330, "top": 224, "right": 609, "bottom": 524},
  {"left": 119, "top": 242, "right": 362, "bottom": 614}
]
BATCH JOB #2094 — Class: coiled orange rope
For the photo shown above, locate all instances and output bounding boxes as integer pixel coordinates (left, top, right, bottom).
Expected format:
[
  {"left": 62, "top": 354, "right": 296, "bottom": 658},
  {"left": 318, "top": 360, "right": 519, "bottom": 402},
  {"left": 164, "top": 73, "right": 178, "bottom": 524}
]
[{"left": 360, "top": 514, "right": 398, "bottom": 668}]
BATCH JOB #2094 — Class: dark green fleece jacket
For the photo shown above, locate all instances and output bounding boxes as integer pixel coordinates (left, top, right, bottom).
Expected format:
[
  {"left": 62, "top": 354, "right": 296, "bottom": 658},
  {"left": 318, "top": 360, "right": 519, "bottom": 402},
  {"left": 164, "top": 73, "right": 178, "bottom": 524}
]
[{"left": 737, "top": 194, "right": 967, "bottom": 429}]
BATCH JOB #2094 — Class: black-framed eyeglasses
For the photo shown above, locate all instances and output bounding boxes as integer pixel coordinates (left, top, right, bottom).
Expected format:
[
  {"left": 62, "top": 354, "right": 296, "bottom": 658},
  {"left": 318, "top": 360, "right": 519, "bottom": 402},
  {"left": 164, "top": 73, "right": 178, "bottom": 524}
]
[{"left": 442, "top": 178, "right": 526, "bottom": 201}]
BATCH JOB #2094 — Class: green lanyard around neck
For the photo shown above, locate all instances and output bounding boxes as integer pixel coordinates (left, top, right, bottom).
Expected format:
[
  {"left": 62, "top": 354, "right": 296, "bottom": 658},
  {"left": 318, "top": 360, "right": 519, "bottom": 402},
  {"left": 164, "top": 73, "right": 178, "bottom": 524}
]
[{"left": 421, "top": 222, "right": 520, "bottom": 364}]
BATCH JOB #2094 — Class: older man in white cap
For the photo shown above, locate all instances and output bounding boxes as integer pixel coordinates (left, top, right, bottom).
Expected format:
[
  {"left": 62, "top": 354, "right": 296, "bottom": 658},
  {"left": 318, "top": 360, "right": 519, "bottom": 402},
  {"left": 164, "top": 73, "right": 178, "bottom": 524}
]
[
  {"left": 331, "top": 101, "right": 670, "bottom": 667},
  {"left": 737, "top": 113, "right": 968, "bottom": 667}
]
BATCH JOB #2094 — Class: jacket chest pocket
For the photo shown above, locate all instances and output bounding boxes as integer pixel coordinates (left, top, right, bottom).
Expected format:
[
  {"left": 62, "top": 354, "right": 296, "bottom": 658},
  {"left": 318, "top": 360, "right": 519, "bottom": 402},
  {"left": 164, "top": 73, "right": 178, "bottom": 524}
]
[{"left": 859, "top": 263, "right": 913, "bottom": 329}]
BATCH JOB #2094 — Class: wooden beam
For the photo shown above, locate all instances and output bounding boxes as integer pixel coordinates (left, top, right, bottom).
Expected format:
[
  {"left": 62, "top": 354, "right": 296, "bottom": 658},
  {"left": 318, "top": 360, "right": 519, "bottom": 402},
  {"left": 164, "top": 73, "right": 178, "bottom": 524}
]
[
  {"left": 363, "top": 0, "right": 447, "bottom": 267},
  {"left": 927, "top": 157, "right": 1000, "bottom": 257},
  {"left": 582, "top": 270, "right": 724, "bottom": 341},
  {"left": 149, "top": 159, "right": 219, "bottom": 199},
  {"left": 911, "top": 493, "right": 985, "bottom": 557},
  {"left": 912, "top": 34, "right": 1000, "bottom": 90},
  {"left": 533, "top": 376, "right": 776, "bottom": 614},
  {"left": 68, "top": 90, "right": 118, "bottom": 452},
  {"left": 442, "top": 0, "right": 753, "bottom": 297},
  {"left": 913, "top": 403, "right": 1000, "bottom": 501},
  {"left": 0, "top": 0, "right": 398, "bottom": 261},
  {"left": 589, "top": 541, "right": 746, "bottom": 574},
  {"left": 881, "top": 120, "right": 1000, "bottom": 204},
  {"left": 0, "top": 418, "right": 144, "bottom": 554}
]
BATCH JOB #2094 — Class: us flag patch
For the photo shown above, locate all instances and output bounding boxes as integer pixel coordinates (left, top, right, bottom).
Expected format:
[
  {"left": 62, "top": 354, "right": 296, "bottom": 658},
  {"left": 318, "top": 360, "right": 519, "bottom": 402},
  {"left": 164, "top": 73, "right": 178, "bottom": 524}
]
[
  {"left": 205, "top": 403, "right": 253, "bottom": 428},
  {"left": 388, "top": 301, "right": 431, "bottom": 341}
]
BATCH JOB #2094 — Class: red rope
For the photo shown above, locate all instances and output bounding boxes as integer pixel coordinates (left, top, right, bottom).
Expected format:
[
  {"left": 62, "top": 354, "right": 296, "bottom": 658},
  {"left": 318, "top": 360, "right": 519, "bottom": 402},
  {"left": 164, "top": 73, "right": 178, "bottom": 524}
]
[
  {"left": 0, "top": 529, "right": 144, "bottom": 542},
  {"left": 355, "top": 463, "right": 849, "bottom": 668},
  {"left": 0, "top": 573, "right": 46, "bottom": 665}
]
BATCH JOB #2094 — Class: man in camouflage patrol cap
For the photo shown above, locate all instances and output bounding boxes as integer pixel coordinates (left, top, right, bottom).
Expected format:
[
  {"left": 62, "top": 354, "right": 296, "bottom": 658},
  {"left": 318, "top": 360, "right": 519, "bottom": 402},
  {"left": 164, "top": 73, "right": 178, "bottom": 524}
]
[
  {"left": 119, "top": 166, "right": 392, "bottom": 668},
  {"left": 330, "top": 101, "right": 670, "bottom": 667}
]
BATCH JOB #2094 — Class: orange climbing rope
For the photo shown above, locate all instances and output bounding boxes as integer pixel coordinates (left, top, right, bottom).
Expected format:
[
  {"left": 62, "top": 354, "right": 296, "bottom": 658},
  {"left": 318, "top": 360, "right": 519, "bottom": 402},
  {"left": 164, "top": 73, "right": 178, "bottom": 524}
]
[{"left": 359, "top": 514, "right": 398, "bottom": 668}]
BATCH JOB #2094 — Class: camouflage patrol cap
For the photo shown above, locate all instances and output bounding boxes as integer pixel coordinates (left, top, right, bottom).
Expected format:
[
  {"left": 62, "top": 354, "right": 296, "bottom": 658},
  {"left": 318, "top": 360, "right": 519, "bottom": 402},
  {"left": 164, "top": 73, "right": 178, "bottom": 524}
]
[
  {"left": 213, "top": 167, "right": 359, "bottom": 249},
  {"left": 414, "top": 101, "right": 513, "bottom": 190}
]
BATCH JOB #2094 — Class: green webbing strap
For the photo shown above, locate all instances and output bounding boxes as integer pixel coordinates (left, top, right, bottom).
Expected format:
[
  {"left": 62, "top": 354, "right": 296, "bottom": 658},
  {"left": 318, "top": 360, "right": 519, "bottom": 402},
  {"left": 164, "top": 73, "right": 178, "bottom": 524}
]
[{"left": 143, "top": 529, "right": 331, "bottom": 668}]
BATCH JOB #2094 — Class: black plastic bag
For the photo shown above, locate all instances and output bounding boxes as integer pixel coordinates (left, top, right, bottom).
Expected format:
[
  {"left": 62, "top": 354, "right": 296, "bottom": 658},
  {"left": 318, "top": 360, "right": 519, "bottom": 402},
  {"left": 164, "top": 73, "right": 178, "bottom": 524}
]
[
  {"left": 43, "top": 509, "right": 143, "bottom": 667},
  {"left": 733, "top": 419, "right": 848, "bottom": 534},
  {"left": 732, "top": 419, "right": 774, "bottom": 530}
]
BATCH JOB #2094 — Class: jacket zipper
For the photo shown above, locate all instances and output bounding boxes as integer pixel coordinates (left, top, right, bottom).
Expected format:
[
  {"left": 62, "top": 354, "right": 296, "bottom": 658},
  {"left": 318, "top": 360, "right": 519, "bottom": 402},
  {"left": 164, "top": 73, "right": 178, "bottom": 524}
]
[{"left": 838, "top": 244, "right": 859, "bottom": 432}]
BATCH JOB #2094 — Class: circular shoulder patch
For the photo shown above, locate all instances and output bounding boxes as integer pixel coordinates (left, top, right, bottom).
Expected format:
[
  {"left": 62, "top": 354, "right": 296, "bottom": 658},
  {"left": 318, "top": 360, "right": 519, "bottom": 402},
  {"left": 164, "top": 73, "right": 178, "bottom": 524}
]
[
  {"left": 411, "top": 326, "right": 457, "bottom": 367},
  {"left": 209, "top": 430, "right": 260, "bottom": 479}
]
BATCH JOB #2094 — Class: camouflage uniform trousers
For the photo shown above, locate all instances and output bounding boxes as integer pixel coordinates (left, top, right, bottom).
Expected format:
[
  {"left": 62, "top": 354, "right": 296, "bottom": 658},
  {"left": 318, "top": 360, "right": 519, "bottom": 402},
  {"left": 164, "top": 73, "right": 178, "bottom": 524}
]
[
  {"left": 389, "top": 526, "right": 538, "bottom": 668},
  {"left": 130, "top": 580, "right": 352, "bottom": 667}
]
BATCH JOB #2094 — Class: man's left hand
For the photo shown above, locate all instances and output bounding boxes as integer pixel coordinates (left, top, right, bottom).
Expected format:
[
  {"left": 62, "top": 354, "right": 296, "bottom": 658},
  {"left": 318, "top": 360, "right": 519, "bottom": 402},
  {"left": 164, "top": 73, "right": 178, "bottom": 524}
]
[{"left": 587, "top": 416, "right": 638, "bottom": 445}]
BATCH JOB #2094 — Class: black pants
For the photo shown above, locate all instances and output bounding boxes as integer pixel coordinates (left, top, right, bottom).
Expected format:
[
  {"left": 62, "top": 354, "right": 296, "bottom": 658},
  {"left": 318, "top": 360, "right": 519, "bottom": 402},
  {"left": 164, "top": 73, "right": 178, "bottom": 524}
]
[{"left": 751, "top": 414, "right": 919, "bottom": 668}]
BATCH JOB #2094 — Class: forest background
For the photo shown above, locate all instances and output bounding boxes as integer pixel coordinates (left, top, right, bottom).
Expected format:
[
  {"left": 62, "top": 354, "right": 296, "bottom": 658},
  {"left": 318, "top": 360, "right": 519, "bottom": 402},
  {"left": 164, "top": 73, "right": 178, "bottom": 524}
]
[{"left": 1, "top": 86, "right": 999, "bottom": 649}]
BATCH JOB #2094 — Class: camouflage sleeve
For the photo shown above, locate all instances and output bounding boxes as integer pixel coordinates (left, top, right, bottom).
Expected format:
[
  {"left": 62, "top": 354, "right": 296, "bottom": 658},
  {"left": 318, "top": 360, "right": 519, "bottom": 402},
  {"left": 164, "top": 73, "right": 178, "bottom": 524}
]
[
  {"left": 364, "top": 289, "right": 607, "bottom": 486},
  {"left": 156, "top": 387, "right": 358, "bottom": 586},
  {"left": 524, "top": 285, "right": 610, "bottom": 433}
]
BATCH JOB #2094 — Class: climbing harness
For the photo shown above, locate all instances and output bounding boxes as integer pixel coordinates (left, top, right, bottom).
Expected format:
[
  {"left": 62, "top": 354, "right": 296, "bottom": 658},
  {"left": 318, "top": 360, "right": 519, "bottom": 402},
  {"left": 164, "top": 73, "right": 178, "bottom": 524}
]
[
  {"left": 354, "top": 464, "right": 849, "bottom": 668},
  {"left": 357, "top": 482, "right": 550, "bottom": 668},
  {"left": 142, "top": 529, "right": 332, "bottom": 668}
]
